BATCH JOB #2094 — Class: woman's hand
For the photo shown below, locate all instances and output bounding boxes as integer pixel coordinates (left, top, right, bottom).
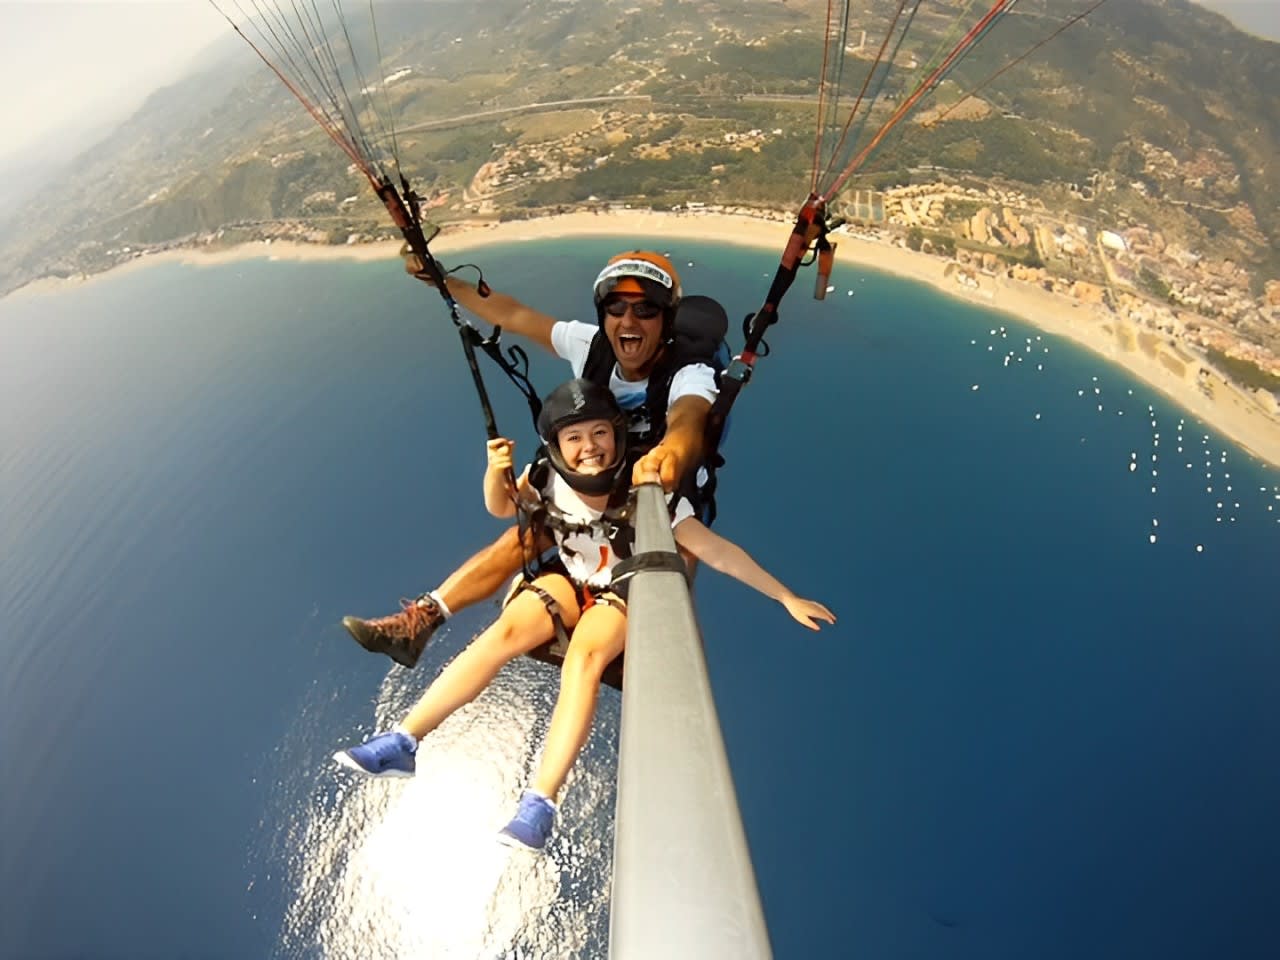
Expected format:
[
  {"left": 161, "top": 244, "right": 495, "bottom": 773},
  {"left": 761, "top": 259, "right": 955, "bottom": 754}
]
[
  {"left": 487, "top": 438, "right": 515, "bottom": 472},
  {"left": 780, "top": 596, "right": 836, "bottom": 631}
]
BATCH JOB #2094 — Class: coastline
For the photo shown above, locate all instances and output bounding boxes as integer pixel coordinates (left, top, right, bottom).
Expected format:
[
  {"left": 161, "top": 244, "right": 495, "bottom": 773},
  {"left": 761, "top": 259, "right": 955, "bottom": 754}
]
[{"left": 12, "top": 209, "right": 1280, "bottom": 468}]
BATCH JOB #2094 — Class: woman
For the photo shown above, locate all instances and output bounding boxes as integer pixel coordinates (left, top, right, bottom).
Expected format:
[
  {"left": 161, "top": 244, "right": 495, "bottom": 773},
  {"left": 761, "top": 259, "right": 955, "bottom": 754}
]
[{"left": 335, "top": 379, "right": 835, "bottom": 850}]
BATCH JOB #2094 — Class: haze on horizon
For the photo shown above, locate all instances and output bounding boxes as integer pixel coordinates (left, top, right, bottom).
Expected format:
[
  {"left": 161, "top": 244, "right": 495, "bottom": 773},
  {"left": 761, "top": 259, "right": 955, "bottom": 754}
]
[{"left": 0, "top": 1, "right": 229, "bottom": 168}]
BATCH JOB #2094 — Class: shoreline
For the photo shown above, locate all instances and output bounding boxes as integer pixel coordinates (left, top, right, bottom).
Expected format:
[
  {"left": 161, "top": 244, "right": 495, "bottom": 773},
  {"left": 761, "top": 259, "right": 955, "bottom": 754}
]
[{"left": 11, "top": 209, "right": 1280, "bottom": 468}]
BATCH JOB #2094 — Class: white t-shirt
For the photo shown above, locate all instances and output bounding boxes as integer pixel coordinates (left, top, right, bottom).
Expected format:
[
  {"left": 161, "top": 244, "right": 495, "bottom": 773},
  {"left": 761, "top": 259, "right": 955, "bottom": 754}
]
[
  {"left": 550, "top": 320, "right": 717, "bottom": 439},
  {"left": 542, "top": 470, "right": 693, "bottom": 589}
]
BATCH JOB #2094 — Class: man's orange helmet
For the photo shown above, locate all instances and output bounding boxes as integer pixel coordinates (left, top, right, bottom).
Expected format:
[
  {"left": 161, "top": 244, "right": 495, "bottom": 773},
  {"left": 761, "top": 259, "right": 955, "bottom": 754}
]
[{"left": 592, "top": 251, "right": 683, "bottom": 327}]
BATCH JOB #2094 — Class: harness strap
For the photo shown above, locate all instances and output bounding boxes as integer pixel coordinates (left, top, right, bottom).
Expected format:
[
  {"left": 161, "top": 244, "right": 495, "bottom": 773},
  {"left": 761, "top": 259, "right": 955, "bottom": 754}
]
[
  {"left": 582, "top": 583, "right": 627, "bottom": 614},
  {"left": 522, "top": 581, "right": 572, "bottom": 651}
]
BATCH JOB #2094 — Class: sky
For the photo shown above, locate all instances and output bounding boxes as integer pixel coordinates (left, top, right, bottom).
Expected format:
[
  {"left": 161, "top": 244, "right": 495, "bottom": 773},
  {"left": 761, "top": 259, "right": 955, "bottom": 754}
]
[
  {"left": 0, "top": 1, "right": 231, "bottom": 164},
  {"left": 0, "top": 1, "right": 1275, "bottom": 168}
]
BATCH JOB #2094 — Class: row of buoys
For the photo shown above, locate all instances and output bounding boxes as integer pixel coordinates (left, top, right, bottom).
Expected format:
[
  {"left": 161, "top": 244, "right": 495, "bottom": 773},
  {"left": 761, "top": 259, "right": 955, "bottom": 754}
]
[{"left": 971, "top": 333, "right": 1273, "bottom": 536}]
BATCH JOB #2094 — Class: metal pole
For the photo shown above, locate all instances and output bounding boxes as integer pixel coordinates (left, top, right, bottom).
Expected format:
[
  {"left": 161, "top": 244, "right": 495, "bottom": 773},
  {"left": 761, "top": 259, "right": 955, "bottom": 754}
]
[{"left": 609, "top": 484, "right": 773, "bottom": 959}]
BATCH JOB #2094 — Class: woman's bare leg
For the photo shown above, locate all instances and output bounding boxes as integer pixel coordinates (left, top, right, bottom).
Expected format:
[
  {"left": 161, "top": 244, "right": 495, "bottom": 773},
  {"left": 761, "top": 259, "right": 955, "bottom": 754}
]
[
  {"left": 532, "top": 603, "right": 627, "bottom": 800},
  {"left": 400, "top": 574, "right": 580, "bottom": 738}
]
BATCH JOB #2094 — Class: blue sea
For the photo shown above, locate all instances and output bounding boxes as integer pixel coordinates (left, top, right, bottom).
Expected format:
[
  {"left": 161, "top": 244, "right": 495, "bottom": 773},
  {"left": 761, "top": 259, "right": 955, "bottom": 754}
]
[{"left": 2, "top": 236, "right": 1278, "bottom": 959}]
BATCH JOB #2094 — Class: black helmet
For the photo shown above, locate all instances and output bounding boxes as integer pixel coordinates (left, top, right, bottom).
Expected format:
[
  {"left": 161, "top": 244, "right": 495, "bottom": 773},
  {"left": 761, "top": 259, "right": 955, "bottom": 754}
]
[{"left": 536, "top": 379, "right": 629, "bottom": 496}]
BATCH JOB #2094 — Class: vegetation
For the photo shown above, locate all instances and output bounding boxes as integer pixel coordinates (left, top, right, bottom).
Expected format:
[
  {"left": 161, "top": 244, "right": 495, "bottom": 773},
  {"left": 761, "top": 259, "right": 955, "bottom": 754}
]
[
  {"left": 1207, "top": 349, "right": 1280, "bottom": 393},
  {"left": 1139, "top": 266, "right": 1174, "bottom": 303},
  {"left": 1, "top": 0, "right": 1277, "bottom": 294}
]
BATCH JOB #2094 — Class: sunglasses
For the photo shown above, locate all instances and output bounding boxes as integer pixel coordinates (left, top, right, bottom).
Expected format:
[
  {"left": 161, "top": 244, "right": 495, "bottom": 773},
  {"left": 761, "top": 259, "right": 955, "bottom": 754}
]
[{"left": 603, "top": 298, "right": 663, "bottom": 320}]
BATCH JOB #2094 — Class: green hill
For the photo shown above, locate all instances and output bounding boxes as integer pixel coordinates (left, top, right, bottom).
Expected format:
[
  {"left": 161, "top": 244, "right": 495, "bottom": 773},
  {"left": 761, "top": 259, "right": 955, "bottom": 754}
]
[{"left": 1, "top": 0, "right": 1276, "bottom": 296}]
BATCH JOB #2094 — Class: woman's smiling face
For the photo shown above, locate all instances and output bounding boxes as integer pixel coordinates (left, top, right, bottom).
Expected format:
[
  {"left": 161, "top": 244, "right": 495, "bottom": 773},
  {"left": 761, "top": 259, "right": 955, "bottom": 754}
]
[{"left": 556, "top": 417, "right": 618, "bottom": 475}]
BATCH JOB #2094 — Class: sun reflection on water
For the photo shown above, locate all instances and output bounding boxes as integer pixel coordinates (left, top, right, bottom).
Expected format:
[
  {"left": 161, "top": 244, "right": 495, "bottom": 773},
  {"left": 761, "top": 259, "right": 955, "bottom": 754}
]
[{"left": 273, "top": 656, "right": 618, "bottom": 959}]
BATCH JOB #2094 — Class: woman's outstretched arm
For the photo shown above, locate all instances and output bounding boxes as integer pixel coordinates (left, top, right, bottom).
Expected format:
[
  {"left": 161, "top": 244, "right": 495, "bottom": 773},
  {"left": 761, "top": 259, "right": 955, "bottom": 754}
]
[{"left": 673, "top": 519, "right": 836, "bottom": 630}]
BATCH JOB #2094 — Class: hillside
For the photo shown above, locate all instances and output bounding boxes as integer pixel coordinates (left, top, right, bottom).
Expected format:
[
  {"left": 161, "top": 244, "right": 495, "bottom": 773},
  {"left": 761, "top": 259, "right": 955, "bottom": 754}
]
[{"left": 1, "top": 0, "right": 1276, "bottom": 344}]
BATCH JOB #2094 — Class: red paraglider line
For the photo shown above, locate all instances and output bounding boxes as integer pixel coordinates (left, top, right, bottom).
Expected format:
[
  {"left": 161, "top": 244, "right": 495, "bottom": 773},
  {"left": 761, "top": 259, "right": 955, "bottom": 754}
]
[
  {"left": 815, "top": 0, "right": 913, "bottom": 196},
  {"left": 820, "top": 0, "right": 1014, "bottom": 201},
  {"left": 207, "top": 3, "right": 379, "bottom": 188}
]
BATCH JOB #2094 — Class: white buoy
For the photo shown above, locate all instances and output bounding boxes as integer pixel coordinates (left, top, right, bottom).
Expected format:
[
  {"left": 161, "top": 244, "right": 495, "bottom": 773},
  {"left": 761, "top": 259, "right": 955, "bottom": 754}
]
[
  {"left": 1129, "top": 462, "right": 1137, "bottom": 472},
  {"left": 1196, "top": 544, "right": 1204, "bottom": 553},
  {"left": 971, "top": 384, "right": 979, "bottom": 391},
  {"left": 1149, "top": 534, "right": 1157, "bottom": 543}
]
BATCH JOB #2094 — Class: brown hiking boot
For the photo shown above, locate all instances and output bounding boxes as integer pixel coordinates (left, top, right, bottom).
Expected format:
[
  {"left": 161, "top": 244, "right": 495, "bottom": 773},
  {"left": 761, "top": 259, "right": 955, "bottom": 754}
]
[{"left": 342, "top": 596, "right": 445, "bottom": 668}]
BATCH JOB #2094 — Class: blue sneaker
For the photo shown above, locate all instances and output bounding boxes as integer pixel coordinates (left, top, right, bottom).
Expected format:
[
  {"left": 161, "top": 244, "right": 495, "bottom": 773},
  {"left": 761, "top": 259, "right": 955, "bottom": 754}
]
[
  {"left": 333, "top": 731, "right": 416, "bottom": 778},
  {"left": 498, "top": 790, "right": 557, "bottom": 850}
]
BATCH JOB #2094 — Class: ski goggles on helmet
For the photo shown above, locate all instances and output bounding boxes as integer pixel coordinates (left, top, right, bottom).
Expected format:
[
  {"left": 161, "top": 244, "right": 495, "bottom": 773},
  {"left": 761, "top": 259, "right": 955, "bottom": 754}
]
[{"left": 593, "top": 258, "right": 678, "bottom": 310}]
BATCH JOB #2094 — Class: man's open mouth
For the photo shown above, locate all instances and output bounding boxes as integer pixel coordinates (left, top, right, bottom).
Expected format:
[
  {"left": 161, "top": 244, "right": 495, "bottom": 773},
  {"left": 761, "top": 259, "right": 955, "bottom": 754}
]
[{"left": 618, "top": 333, "right": 643, "bottom": 356}]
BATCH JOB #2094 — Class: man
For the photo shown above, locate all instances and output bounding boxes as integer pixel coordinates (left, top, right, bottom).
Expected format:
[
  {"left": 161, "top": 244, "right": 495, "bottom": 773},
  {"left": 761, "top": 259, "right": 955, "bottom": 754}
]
[{"left": 342, "top": 250, "right": 719, "bottom": 668}]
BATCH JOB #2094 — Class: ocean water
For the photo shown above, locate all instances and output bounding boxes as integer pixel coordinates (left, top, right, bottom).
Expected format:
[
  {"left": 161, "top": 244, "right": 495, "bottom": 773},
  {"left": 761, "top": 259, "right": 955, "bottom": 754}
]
[{"left": 2, "top": 237, "right": 1278, "bottom": 959}]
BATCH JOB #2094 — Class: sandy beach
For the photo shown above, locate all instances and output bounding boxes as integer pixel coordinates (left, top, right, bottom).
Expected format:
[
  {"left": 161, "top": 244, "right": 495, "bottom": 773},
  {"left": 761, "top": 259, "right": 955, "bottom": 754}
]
[{"left": 13, "top": 209, "right": 1280, "bottom": 467}]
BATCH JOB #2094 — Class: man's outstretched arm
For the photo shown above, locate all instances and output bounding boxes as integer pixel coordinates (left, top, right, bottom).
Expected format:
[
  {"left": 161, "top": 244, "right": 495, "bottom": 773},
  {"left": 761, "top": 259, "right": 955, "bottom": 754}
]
[{"left": 404, "top": 254, "right": 558, "bottom": 352}]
